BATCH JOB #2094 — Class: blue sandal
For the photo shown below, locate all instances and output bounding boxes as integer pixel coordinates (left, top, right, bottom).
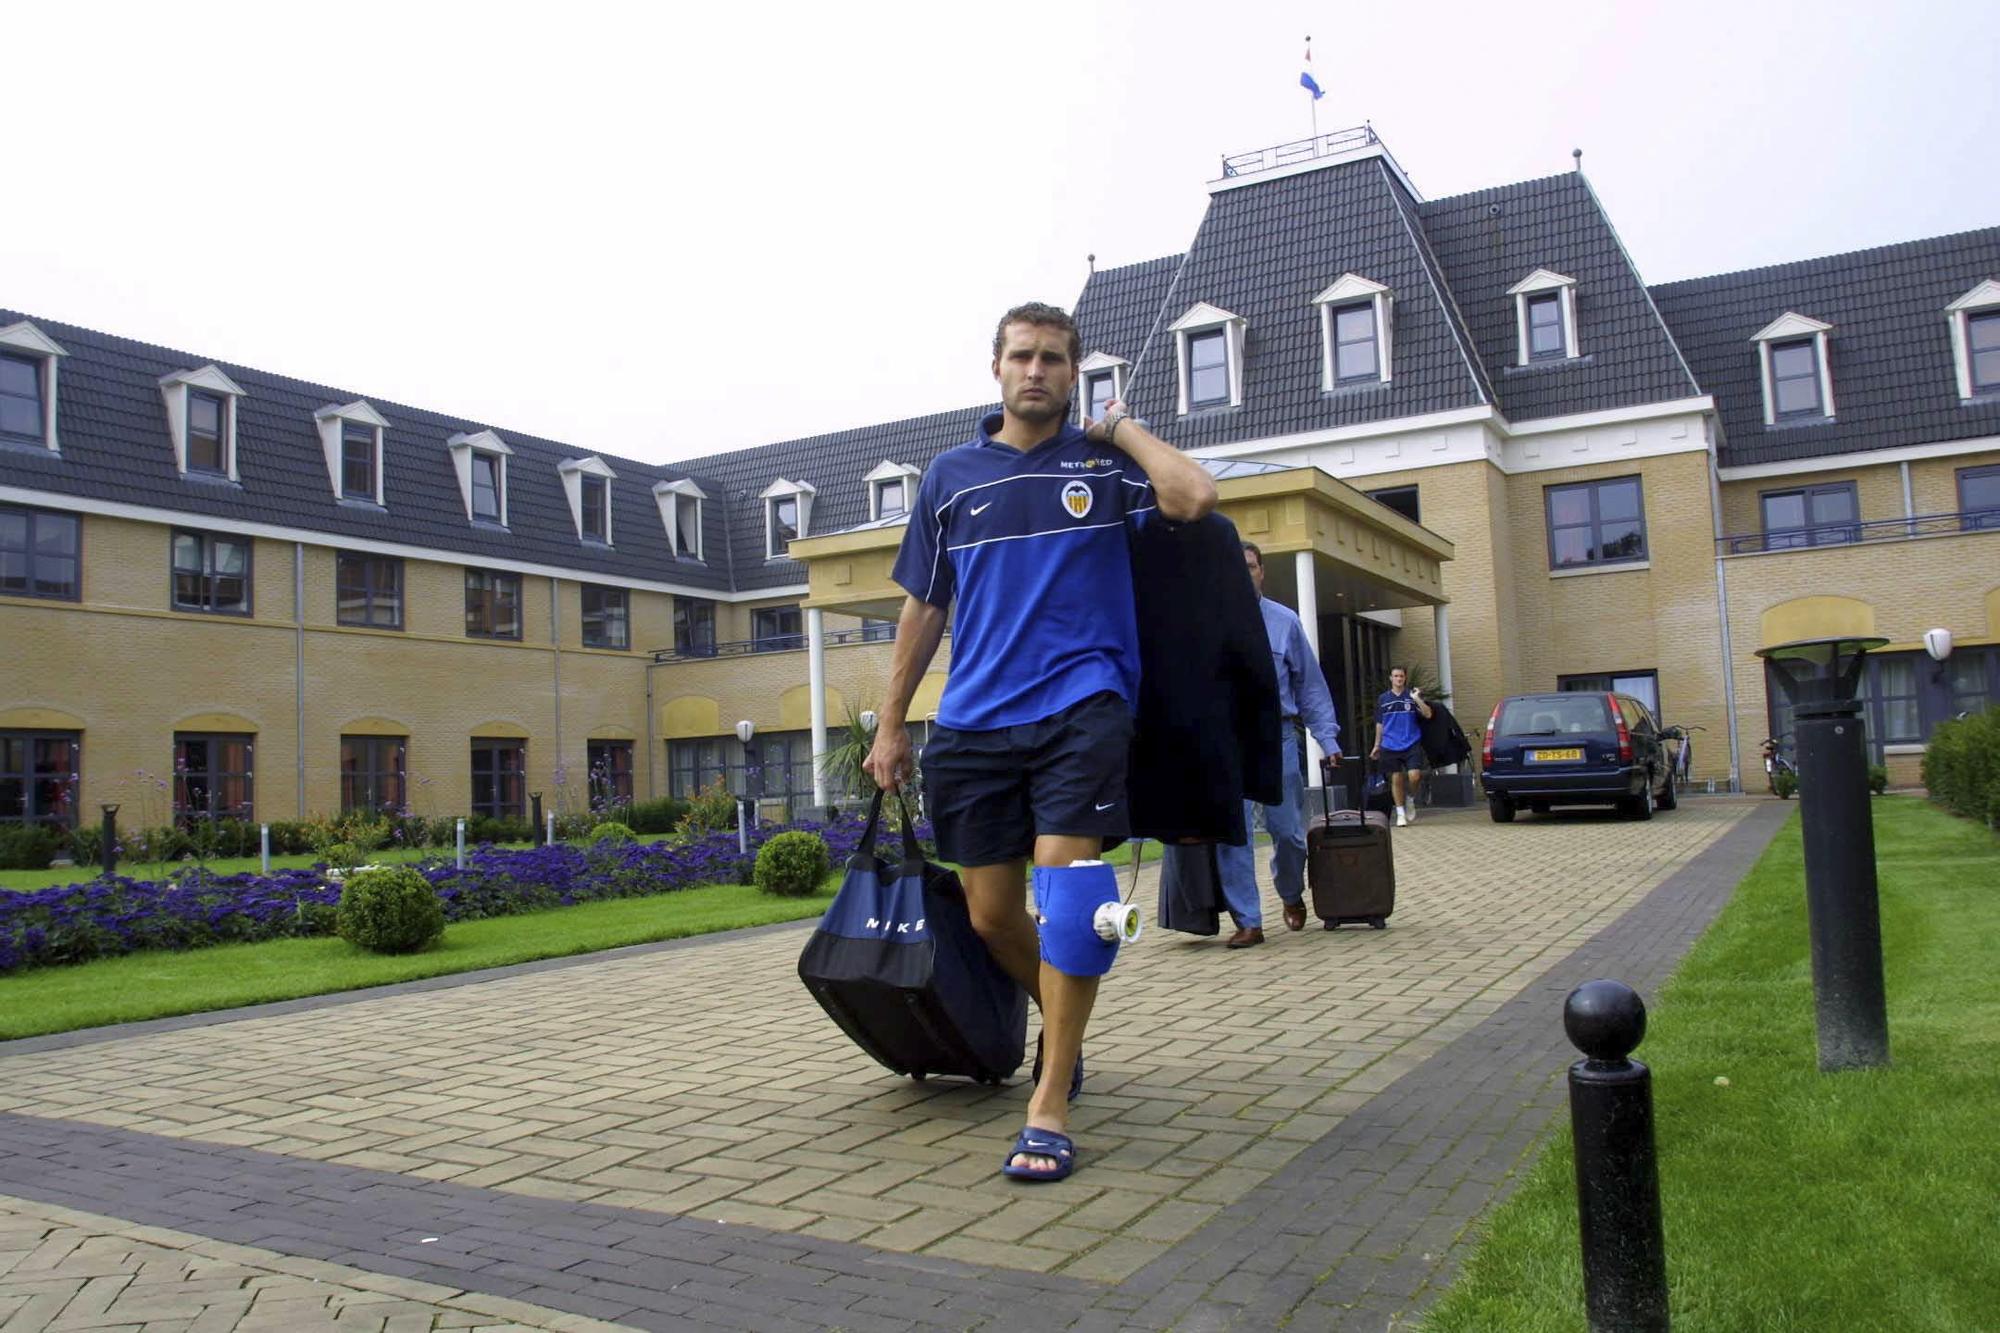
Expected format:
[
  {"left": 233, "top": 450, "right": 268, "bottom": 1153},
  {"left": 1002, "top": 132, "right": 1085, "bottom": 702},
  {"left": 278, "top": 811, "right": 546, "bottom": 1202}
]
[
  {"left": 1032, "top": 1034, "right": 1085, "bottom": 1102},
  {"left": 1001, "top": 1127, "right": 1077, "bottom": 1182}
]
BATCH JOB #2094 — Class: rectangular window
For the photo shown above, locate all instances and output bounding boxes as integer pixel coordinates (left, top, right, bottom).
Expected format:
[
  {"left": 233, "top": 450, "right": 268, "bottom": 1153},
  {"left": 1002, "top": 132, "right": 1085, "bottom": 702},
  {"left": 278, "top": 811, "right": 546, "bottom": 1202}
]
[
  {"left": 0, "top": 731, "right": 80, "bottom": 828},
  {"left": 1365, "top": 485, "right": 1419, "bottom": 525},
  {"left": 171, "top": 529, "right": 252, "bottom": 615},
  {"left": 768, "top": 495, "right": 799, "bottom": 557},
  {"left": 668, "top": 737, "right": 728, "bottom": 800},
  {"left": 0, "top": 504, "right": 80, "bottom": 601},
  {"left": 1759, "top": 482, "right": 1859, "bottom": 549},
  {"left": 1769, "top": 338, "right": 1822, "bottom": 418},
  {"left": 581, "top": 583, "right": 630, "bottom": 650},
  {"left": 581, "top": 474, "right": 608, "bottom": 541},
  {"left": 673, "top": 493, "right": 702, "bottom": 558},
  {"left": 1545, "top": 476, "right": 1647, "bottom": 570},
  {"left": 1188, "top": 329, "right": 1229, "bottom": 407},
  {"left": 470, "top": 452, "right": 502, "bottom": 521},
  {"left": 674, "top": 597, "right": 716, "bottom": 657},
  {"left": 587, "top": 740, "right": 634, "bottom": 809},
  {"left": 875, "top": 477, "right": 907, "bottom": 520},
  {"left": 1559, "top": 671, "right": 1661, "bottom": 720},
  {"left": 1085, "top": 371, "right": 1117, "bottom": 423},
  {"left": 174, "top": 732, "right": 254, "bottom": 825},
  {"left": 0, "top": 351, "right": 44, "bottom": 444},
  {"left": 340, "top": 735, "right": 406, "bottom": 816},
  {"left": 1969, "top": 311, "right": 2000, "bottom": 393},
  {"left": 752, "top": 605, "right": 804, "bottom": 652},
  {"left": 1959, "top": 464, "right": 2000, "bottom": 531},
  {"left": 187, "top": 390, "right": 227, "bottom": 473},
  {"left": 470, "top": 740, "right": 526, "bottom": 819},
  {"left": 464, "top": 569, "right": 521, "bottom": 639},
  {"left": 340, "top": 422, "right": 376, "bottom": 500},
  {"left": 335, "top": 552, "right": 403, "bottom": 628},
  {"left": 1333, "top": 302, "right": 1379, "bottom": 382},
  {"left": 1527, "top": 293, "right": 1565, "bottom": 360}
]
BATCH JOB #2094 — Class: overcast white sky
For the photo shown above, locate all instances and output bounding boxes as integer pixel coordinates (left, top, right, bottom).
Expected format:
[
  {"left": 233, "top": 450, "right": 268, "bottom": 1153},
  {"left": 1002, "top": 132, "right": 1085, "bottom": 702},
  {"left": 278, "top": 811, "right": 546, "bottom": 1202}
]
[{"left": 6, "top": 1, "right": 1996, "bottom": 465}]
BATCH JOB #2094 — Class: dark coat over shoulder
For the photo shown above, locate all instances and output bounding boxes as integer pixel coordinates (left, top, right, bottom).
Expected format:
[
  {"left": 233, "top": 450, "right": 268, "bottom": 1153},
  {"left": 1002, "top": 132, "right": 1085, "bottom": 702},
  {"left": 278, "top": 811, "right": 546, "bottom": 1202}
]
[
  {"left": 1420, "top": 700, "right": 1473, "bottom": 768},
  {"left": 1128, "top": 513, "right": 1283, "bottom": 842}
]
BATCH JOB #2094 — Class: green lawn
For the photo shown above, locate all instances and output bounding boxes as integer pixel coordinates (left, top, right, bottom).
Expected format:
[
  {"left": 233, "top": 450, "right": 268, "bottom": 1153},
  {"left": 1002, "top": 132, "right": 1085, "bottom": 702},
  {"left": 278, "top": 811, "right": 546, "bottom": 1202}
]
[
  {"left": 0, "top": 876, "right": 839, "bottom": 1041},
  {"left": 1422, "top": 797, "right": 2000, "bottom": 1332},
  {"left": 0, "top": 842, "right": 459, "bottom": 892}
]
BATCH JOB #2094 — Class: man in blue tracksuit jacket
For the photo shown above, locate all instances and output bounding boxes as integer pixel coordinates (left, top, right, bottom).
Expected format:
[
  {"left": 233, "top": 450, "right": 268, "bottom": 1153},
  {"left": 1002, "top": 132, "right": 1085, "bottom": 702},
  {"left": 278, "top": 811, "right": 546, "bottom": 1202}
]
[{"left": 863, "top": 302, "right": 1217, "bottom": 1182}]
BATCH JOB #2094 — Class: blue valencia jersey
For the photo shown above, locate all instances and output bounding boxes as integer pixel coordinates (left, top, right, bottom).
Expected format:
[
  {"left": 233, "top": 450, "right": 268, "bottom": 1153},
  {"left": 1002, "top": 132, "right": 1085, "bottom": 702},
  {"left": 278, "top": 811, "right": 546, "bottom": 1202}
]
[
  {"left": 891, "top": 413, "right": 1155, "bottom": 731},
  {"left": 1377, "top": 690, "right": 1423, "bottom": 752}
]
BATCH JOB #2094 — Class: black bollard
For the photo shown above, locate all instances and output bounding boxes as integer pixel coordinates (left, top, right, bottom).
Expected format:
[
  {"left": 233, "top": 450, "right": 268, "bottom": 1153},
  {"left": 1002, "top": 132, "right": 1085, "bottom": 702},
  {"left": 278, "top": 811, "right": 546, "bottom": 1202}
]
[
  {"left": 1795, "top": 707, "right": 1890, "bottom": 1071},
  {"left": 100, "top": 804, "right": 120, "bottom": 878},
  {"left": 1565, "top": 979, "right": 1669, "bottom": 1333},
  {"left": 530, "top": 792, "right": 545, "bottom": 846}
]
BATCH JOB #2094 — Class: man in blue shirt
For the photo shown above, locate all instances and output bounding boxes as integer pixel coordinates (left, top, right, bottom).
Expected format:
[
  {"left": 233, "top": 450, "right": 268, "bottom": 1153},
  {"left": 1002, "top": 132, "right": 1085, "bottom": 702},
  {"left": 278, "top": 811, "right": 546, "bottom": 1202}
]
[
  {"left": 1215, "top": 543, "right": 1343, "bottom": 944},
  {"left": 864, "top": 302, "right": 1217, "bottom": 1182},
  {"left": 1372, "top": 666, "right": 1434, "bottom": 827}
]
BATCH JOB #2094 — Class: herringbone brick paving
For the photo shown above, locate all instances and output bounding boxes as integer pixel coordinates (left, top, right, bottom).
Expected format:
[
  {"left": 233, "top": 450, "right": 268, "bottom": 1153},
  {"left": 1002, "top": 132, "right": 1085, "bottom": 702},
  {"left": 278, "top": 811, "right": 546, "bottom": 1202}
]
[{"left": 0, "top": 798, "right": 1781, "bottom": 1329}]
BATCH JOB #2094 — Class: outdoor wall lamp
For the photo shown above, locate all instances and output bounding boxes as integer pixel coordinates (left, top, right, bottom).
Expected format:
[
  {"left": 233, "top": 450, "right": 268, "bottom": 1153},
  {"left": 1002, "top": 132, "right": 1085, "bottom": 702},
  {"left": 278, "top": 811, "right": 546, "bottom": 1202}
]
[
  {"left": 735, "top": 719, "right": 756, "bottom": 744},
  {"left": 1923, "top": 628, "right": 1953, "bottom": 662},
  {"left": 859, "top": 710, "right": 878, "bottom": 732}
]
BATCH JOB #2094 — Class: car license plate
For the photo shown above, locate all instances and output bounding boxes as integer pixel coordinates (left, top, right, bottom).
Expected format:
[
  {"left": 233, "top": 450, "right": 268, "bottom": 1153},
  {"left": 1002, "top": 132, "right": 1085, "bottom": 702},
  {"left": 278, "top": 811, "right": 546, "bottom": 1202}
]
[{"left": 1530, "top": 748, "right": 1583, "bottom": 762}]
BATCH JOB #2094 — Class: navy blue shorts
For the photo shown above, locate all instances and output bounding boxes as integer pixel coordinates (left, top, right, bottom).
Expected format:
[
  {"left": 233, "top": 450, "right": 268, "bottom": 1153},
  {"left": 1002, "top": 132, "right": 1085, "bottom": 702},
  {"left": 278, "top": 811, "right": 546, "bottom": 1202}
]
[
  {"left": 920, "top": 691, "right": 1132, "bottom": 867},
  {"left": 1379, "top": 744, "right": 1425, "bottom": 773}
]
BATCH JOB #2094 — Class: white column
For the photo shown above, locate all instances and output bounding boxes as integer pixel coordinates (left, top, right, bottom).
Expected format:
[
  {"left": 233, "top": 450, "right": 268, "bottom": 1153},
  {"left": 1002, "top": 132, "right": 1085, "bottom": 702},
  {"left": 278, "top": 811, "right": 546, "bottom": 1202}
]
[
  {"left": 807, "top": 608, "right": 828, "bottom": 807},
  {"left": 1294, "top": 550, "right": 1325, "bottom": 784},
  {"left": 1434, "top": 602, "right": 1456, "bottom": 772}
]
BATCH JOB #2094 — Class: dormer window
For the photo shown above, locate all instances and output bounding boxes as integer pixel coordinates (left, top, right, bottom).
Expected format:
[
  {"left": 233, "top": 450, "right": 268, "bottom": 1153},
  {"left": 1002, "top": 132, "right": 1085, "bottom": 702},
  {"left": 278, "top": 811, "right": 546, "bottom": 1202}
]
[
  {"left": 1752, "top": 313, "right": 1835, "bottom": 424},
  {"left": 1508, "top": 270, "right": 1580, "bottom": 364},
  {"left": 314, "top": 401, "right": 389, "bottom": 505},
  {"left": 1313, "top": 275, "right": 1394, "bottom": 388},
  {"left": 447, "top": 430, "right": 512, "bottom": 526},
  {"left": 1945, "top": 280, "right": 2000, "bottom": 399},
  {"left": 0, "top": 321, "right": 66, "bottom": 452},
  {"left": 558, "top": 456, "right": 617, "bottom": 545},
  {"left": 864, "top": 461, "right": 921, "bottom": 521},
  {"left": 761, "top": 478, "right": 815, "bottom": 559},
  {"left": 1169, "top": 303, "right": 1248, "bottom": 414},
  {"left": 159, "top": 366, "right": 248, "bottom": 480},
  {"left": 653, "top": 479, "right": 706, "bottom": 561},
  {"left": 1075, "top": 352, "right": 1130, "bottom": 425}
]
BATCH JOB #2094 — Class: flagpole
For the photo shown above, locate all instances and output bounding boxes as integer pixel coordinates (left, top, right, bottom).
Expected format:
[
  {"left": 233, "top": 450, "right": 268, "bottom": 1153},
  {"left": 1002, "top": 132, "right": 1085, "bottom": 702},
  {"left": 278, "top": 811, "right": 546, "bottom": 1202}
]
[{"left": 1306, "top": 34, "right": 1318, "bottom": 143}]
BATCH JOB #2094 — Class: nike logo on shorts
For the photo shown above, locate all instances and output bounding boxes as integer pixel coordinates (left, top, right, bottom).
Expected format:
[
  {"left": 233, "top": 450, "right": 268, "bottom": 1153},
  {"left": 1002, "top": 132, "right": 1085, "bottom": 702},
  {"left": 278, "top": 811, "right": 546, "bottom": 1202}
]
[{"left": 1094, "top": 801, "right": 1116, "bottom": 811}]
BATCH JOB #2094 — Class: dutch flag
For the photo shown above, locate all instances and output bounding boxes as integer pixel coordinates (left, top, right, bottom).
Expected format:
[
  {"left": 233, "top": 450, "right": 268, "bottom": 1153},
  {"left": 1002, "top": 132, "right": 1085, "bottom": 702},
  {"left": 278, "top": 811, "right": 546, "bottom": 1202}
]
[{"left": 1301, "top": 39, "right": 1324, "bottom": 99}]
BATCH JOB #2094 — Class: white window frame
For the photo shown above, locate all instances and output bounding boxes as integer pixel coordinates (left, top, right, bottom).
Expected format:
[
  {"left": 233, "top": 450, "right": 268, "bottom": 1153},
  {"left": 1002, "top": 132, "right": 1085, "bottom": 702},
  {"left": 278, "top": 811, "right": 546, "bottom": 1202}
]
[
  {"left": 1074, "top": 352, "right": 1130, "bottom": 425},
  {"left": 1945, "top": 279, "right": 2000, "bottom": 401},
  {"left": 863, "top": 460, "right": 921, "bottom": 521},
  {"left": 1168, "top": 302, "right": 1248, "bottom": 414},
  {"left": 1312, "top": 274, "right": 1394, "bottom": 389},
  {"left": 558, "top": 456, "right": 618, "bottom": 545},
  {"left": 1752, "top": 312, "right": 1837, "bottom": 425},
  {"left": 158, "top": 366, "right": 248, "bottom": 480},
  {"left": 314, "top": 401, "right": 389, "bottom": 505},
  {"left": 653, "top": 478, "right": 707, "bottom": 560},
  {"left": 761, "top": 478, "right": 816, "bottom": 559},
  {"left": 0, "top": 321, "right": 67, "bottom": 453},
  {"left": 446, "top": 429, "right": 513, "bottom": 526},
  {"left": 1507, "top": 269, "right": 1580, "bottom": 365}
]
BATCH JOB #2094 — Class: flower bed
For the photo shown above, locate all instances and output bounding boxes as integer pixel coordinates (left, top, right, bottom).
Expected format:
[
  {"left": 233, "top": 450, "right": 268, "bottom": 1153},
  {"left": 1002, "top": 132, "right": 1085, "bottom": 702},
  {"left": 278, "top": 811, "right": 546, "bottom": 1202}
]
[{"left": 0, "top": 817, "right": 918, "bottom": 976}]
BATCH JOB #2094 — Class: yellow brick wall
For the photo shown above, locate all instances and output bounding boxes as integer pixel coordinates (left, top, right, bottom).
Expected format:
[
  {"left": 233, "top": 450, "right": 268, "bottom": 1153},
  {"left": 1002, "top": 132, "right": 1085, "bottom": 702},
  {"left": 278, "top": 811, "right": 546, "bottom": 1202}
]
[
  {"left": 1911, "top": 448, "right": 2000, "bottom": 514},
  {"left": 1718, "top": 463, "right": 1905, "bottom": 539}
]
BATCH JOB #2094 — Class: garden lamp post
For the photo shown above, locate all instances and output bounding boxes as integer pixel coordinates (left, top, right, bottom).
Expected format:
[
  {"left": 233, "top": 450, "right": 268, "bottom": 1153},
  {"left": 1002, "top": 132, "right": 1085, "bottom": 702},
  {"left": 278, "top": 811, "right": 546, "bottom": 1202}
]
[
  {"left": 735, "top": 720, "right": 756, "bottom": 854},
  {"left": 1755, "top": 634, "right": 1890, "bottom": 1071},
  {"left": 100, "top": 803, "right": 120, "bottom": 878}
]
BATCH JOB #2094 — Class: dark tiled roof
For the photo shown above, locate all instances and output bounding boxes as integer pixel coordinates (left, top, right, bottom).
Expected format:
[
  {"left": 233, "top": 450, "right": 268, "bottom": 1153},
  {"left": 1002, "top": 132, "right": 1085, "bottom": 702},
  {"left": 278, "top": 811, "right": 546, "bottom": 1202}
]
[
  {"left": 1116, "top": 157, "right": 1490, "bottom": 448},
  {"left": 1648, "top": 228, "right": 2000, "bottom": 468},
  {"left": 1417, "top": 173, "right": 1701, "bottom": 421},
  {"left": 0, "top": 309, "right": 735, "bottom": 593},
  {"left": 1074, "top": 254, "right": 1183, "bottom": 374}
]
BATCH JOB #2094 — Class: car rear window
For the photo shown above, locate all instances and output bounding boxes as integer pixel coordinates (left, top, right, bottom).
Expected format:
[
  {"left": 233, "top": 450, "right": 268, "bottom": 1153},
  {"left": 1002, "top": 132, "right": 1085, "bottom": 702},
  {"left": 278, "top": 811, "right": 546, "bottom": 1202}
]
[{"left": 1497, "top": 696, "right": 1613, "bottom": 737}]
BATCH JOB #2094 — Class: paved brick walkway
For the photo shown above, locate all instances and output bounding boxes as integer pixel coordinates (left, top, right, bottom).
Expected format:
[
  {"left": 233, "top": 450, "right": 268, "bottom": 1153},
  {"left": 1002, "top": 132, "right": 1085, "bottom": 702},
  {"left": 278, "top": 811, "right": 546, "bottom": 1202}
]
[{"left": 0, "top": 797, "right": 1786, "bottom": 1330}]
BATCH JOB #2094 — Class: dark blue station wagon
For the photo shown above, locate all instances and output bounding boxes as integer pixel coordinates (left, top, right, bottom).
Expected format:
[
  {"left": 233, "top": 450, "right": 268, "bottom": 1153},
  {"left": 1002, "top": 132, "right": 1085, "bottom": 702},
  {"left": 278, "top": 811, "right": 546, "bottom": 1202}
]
[{"left": 1478, "top": 692, "right": 1676, "bottom": 822}]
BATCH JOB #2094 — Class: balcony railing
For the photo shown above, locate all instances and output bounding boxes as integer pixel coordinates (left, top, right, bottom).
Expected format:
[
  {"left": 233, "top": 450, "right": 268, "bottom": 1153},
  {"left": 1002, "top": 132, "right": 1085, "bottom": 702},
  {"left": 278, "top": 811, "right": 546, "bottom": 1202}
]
[
  {"left": 1717, "top": 509, "right": 1999, "bottom": 556},
  {"left": 651, "top": 624, "right": 904, "bottom": 665},
  {"left": 1218, "top": 125, "right": 1379, "bottom": 181}
]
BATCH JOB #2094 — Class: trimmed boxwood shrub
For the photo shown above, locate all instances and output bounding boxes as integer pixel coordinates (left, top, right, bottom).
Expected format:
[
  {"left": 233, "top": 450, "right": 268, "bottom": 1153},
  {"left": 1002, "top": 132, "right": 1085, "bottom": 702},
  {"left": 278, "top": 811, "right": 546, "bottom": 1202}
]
[
  {"left": 336, "top": 866, "right": 446, "bottom": 954},
  {"left": 754, "top": 830, "right": 830, "bottom": 897},
  {"left": 625, "top": 797, "right": 689, "bottom": 835},
  {"left": 0, "top": 825, "right": 64, "bottom": 871},
  {"left": 588, "top": 821, "right": 636, "bottom": 846},
  {"left": 1922, "top": 708, "right": 2000, "bottom": 823}
]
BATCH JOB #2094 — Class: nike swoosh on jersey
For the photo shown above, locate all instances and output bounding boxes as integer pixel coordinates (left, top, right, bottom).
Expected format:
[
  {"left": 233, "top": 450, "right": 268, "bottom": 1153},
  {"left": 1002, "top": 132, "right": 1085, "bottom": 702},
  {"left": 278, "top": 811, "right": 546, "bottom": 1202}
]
[{"left": 969, "top": 502, "right": 993, "bottom": 515}]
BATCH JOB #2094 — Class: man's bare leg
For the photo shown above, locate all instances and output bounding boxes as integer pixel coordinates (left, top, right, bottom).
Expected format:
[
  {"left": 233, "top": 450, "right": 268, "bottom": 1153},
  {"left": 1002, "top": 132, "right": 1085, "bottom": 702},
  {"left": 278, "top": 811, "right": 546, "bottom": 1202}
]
[
  {"left": 960, "top": 861, "right": 1040, "bottom": 1004},
  {"left": 1389, "top": 769, "right": 1408, "bottom": 808}
]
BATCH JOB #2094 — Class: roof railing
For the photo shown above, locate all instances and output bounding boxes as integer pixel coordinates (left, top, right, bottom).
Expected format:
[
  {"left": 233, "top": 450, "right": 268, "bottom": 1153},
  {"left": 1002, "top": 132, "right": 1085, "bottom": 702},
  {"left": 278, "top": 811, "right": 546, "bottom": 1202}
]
[
  {"left": 1218, "top": 124, "right": 1379, "bottom": 181},
  {"left": 1716, "top": 509, "right": 1999, "bottom": 556}
]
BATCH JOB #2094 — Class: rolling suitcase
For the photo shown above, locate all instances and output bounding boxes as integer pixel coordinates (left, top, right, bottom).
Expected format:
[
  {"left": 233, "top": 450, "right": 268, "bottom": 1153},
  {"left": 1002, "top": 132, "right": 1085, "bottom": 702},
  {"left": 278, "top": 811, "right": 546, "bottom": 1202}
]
[
  {"left": 1307, "top": 758, "right": 1396, "bottom": 930},
  {"left": 798, "top": 790, "right": 1027, "bottom": 1085}
]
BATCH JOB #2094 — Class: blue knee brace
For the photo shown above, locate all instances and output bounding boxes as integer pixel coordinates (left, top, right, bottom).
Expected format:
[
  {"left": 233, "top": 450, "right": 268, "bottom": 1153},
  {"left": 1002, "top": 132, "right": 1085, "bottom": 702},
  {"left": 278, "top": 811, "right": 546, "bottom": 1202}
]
[{"left": 1033, "top": 861, "right": 1142, "bottom": 978}]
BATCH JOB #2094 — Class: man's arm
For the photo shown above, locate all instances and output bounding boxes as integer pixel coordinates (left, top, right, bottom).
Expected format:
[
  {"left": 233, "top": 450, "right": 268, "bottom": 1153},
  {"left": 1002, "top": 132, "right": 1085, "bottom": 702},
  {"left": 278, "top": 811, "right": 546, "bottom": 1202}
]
[
  {"left": 1088, "top": 401, "right": 1217, "bottom": 521},
  {"left": 1289, "top": 621, "right": 1342, "bottom": 760},
  {"left": 1412, "top": 688, "right": 1434, "bottom": 720},
  {"left": 862, "top": 594, "right": 949, "bottom": 790}
]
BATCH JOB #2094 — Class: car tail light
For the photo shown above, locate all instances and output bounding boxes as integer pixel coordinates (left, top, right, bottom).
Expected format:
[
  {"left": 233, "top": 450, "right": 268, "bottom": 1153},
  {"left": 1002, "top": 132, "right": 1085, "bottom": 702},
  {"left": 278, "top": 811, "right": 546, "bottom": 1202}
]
[
  {"left": 1483, "top": 703, "right": 1500, "bottom": 767},
  {"left": 1610, "top": 694, "right": 1633, "bottom": 762}
]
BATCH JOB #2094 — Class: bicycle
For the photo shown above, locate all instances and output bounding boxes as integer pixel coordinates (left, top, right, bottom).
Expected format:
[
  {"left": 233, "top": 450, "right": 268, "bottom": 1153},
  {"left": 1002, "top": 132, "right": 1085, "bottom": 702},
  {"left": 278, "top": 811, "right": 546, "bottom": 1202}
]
[
  {"left": 1761, "top": 735, "right": 1798, "bottom": 798},
  {"left": 1660, "top": 724, "right": 1705, "bottom": 792}
]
